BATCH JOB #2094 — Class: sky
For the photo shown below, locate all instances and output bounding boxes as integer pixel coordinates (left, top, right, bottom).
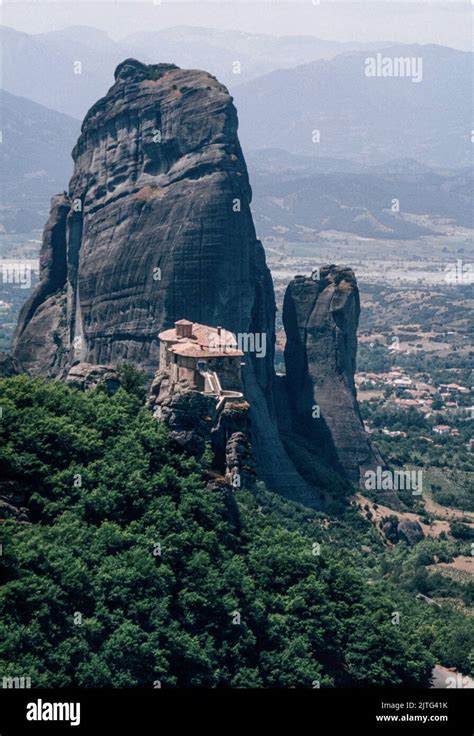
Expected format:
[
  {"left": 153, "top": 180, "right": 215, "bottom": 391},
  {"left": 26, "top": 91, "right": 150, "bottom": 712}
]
[{"left": 1, "top": 0, "right": 473, "bottom": 50}]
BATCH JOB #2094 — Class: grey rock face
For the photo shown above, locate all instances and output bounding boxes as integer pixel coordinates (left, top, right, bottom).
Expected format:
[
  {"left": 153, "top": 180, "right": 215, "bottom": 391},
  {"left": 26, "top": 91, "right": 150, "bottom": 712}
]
[
  {"left": 0, "top": 352, "right": 23, "bottom": 377},
  {"left": 225, "top": 431, "right": 254, "bottom": 488},
  {"left": 148, "top": 368, "right": 256, "bottom": 488},
  {"left": 397, "top": 519, "right": 424, "bottom": 546},
  {"left": 153, "top": 381, "right": 219, "bottom": 457},
  {"left": 212, "top": 401, "right": 256, "bottom": 488},
  {"left": 11, "top": 59, "right": 380, "bottom": 505},
  {"left": 13, "top": 59, "right": 265, "bottom": 373},
  {"left": 65, "top": 362, "right": 121, "bottom": 395},
  {"left": 282, "top": 266, "right": 384, "bottom": 486},
  {"left": 12, "top": 58, "right": 316, "bottom": 505},
  {"left": 13, "top": 193, "right": 70, "bottom": 376}
]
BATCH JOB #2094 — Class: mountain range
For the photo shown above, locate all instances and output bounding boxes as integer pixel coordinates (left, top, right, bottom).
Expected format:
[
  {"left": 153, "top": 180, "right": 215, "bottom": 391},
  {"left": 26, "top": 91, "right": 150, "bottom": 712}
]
[
  {"left": 247, "top": 150, "right": 473, "bottom": 239},
  {"left": 0, "top": 24, "right": 387, "bottom": 119},
  {"left": 234, "top": 44, "right": 472, "bottom": 167},
  {"left": 1, "top": 26, "right": 471, "bottom": 236},
  {"left": 0, "top": 90, "right": 80, "bottom": 232},
  {"left": 1, "top": 90, "right": 471, "bottom": 238}
]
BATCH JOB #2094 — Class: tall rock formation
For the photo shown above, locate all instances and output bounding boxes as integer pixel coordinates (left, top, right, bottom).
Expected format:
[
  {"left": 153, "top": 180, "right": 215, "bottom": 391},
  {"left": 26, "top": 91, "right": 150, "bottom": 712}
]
[
  {"left": 14, "top": 59, "right": 264, "bottom": 373},
  {"left": 281, "top": 267, "right": 384, "bottom": 487},
  {"left": 12, "top": 58, "right": 318, "bottom": 505},
  {"left": 12, "top": 59, "right": 383, "bottom": 505}
]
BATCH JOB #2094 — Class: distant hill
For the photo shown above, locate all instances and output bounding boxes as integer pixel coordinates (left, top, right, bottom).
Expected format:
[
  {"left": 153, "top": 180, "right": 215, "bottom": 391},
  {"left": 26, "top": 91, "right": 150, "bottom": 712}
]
[
  {"left": 0, "top": 89, "right": 471, "bottom": 239},
  {"left": 0, "top": 24, "right": 385, "bottom": 119},
  {"left": 234, "top": 44, "right": 473, "bottom": 168},
  {"left": 121, "top": 26, "right": 387, "bottom": 87},
  {"left": 0, "top": 90, "right": 80, "bottom": 232},
  {"left": 248, "top": 152, "right": 473, "bottom": 240},
  {"left": 0, "top": 25, "right": 125, "bottom": 119}
]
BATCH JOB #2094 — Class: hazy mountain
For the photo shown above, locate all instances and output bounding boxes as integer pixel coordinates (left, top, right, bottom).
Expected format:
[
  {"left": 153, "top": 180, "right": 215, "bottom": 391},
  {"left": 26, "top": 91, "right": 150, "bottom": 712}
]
[
  {"left": 1, "top": 58, "right": 471, "bottom": 241},
  {"left": 0, "top": 88, "right": 471, "bottom": 239},
  {"left": 0, "top": 25, "right": 125, "bottom": 119},
  {"left": 0, "top": 90, "right": 80, "bottom": 231},
  {"left": 249, "top": 153, "right": 473, "bottom": 240},
  {"left": 246, "top": 149, "right": 371, "bottom": 175},
  {"left": 121, "top": 26, "right": 387, "bottom": 86},
  {"left": 0, "top": 24, "right": 388, "bottom": 119},
  {"left": 234, "top": 44, "right": 473, "bottom": 168}
]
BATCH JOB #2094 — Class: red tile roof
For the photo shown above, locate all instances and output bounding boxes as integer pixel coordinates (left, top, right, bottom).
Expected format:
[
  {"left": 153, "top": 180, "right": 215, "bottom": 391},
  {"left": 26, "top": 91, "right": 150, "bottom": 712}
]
[{"left": 159, "top": 321, "right": 244, "bottom": 358}]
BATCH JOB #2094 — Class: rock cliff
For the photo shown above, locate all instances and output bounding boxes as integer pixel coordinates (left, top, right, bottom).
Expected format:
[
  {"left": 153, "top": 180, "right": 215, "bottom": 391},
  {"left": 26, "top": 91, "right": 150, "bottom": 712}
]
[
  {"left": 12, "top": 59, "right": 380, "bottom": 505},
  {"left": 12, "top": 58, "right": 316, "bottom": 504},
  {"left": 14, "top": 59, "right": 264, "bottom": 373},
  {"left": 281, "top": 267, "right": 384, "bottom": 487}
]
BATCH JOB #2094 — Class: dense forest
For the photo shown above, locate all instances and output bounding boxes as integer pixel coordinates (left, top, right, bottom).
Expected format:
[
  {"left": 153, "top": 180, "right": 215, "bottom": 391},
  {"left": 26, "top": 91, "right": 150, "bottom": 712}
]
[{"left": 0, "top": 375, "right": 472, "bottom": 687}]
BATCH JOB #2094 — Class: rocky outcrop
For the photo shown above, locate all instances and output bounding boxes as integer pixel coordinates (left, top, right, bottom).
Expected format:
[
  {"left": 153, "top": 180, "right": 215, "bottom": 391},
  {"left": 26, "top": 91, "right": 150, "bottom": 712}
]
[
  {"left": 10, "top": 59, "right": 380, "bottom": 506},
  {"left": 13, "top": 193, "right": 70, "bottom": 376},
  {"left": 14, "top": 58, "right": 270, "bottom": 375},
  {"left": 381, "top": 516, "right": 424, "bottom": 545},
  {"left": 281, "top": 267, "right": 384, "bottom": 486},
  {"left": 225, "top": 431, "right": 254, "bottom": 488},
  {"left": 148, "top": 368, "right": 256, "bottom": 488},
  {"left": 150, "top": 378, "right": 218, "bottom": 457},
  {"left": 213, "top": 401, "right": 256, "bottom": 489},
  {"left": 11, "top": 58, "right": 317, "bottom": 505},
  {"left": 0, "top": 352, "right": 23, "bottom": 377},
  {"left": 397, "top": 518, "right": 424, "bottom": 546},
  {"left": 65, "top": 362, "right": 121, "bottom": 395}
]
